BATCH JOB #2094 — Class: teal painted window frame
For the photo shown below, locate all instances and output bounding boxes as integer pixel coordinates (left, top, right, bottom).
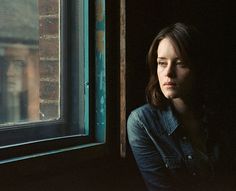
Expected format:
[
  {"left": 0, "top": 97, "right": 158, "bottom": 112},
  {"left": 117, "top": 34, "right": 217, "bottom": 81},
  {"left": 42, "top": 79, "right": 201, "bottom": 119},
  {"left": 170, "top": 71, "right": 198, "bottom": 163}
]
[
  {"left": 95, "top": 0, "right": 106, "bottom": 142},
  {"left": 83, "top": 0, "right": 90, "bottom": 135},
  {"left": 0, "top": 0, "right": 107, "bottom": 164}
]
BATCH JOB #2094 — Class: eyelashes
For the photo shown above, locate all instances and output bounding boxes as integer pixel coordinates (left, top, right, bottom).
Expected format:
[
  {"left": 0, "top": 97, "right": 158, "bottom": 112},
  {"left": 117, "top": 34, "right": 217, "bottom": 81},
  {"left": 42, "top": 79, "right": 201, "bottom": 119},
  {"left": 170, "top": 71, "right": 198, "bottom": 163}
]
[{"left": 157, "top": 60, "right": 188, "bottom": 68}]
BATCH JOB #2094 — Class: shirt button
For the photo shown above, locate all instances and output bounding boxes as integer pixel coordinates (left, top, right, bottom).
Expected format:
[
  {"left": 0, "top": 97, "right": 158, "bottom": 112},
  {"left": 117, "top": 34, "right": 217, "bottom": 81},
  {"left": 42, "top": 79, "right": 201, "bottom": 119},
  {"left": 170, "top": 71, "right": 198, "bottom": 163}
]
[
  {"left": 192, "top": 172, "right": 197, "bottom": 176},
  {"left": 165, "top": 164, "right": 168, "bottom": 168},
  {"left": 182, "top": 136, "right": 187, "bottom": 141},
  {"left": 187, "top": 155, "right": 192, "bottom": 160}
]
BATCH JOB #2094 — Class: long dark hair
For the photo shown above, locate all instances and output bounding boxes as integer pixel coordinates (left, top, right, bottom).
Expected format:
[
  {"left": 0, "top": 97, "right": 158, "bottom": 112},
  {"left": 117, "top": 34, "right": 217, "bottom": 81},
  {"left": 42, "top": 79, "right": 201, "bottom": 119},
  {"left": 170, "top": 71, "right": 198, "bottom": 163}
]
[{"left": 146, "top": 22, "right": 205, "bottom": 108}]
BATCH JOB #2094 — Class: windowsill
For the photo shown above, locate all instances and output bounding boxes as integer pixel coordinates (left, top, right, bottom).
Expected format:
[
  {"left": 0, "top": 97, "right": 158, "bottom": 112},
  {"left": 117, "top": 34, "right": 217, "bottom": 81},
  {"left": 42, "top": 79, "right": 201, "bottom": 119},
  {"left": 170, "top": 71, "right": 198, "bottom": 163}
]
[{"left": 0, "top": 142, "right": 106, "bottom": 165}]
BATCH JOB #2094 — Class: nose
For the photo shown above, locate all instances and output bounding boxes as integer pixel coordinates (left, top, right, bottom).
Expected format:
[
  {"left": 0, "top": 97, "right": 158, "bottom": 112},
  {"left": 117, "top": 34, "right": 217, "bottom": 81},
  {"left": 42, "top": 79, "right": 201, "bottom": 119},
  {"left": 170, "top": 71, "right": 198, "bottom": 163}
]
[
  {"left": 165, "top": 62, "right": 175, "bottom": 78},
  {"left": 7, "top": 63, "right": 15, "bottom": 77}
]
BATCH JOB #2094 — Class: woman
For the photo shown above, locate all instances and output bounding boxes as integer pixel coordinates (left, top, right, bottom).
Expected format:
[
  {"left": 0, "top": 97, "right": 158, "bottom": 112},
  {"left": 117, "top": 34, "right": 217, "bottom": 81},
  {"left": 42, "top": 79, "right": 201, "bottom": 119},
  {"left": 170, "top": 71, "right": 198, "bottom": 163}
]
[{"left": 127, "top": 23, "right": 232, "bottom": 191}]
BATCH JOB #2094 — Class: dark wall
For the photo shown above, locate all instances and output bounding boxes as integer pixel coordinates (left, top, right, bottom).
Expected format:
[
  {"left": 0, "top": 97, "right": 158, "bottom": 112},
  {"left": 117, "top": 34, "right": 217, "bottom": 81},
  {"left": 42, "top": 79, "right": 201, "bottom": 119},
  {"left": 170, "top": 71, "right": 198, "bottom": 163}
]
[{"left": 126, "top": 0, "right": 236, "bottom": 116}]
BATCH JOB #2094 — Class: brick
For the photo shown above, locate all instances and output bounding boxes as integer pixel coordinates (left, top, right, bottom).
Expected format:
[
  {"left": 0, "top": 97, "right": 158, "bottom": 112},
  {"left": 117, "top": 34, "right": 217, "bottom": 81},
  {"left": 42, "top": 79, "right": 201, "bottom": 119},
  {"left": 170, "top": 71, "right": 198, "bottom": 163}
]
[
  {"left": 39, "top": 17, "right": 59, "bottom": 35},
  {"left": 39, "top": 38, "right": 59, "bottom": 58},
  {"left": 40, "top": 81, "right": 59, "bottom": 100},
  {"left": 39, "top": 60, "right": 59, "bottom": 79},
  {"left": 38, "top": 0, "right": 59, "bottom": 15}
]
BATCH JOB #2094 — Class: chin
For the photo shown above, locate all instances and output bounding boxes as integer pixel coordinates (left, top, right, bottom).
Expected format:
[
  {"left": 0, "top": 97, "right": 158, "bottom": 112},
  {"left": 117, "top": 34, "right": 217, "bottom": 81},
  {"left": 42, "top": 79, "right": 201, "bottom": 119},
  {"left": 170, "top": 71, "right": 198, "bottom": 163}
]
[{"left": 163, "top": 93, "right": 179, "bottom": 99}]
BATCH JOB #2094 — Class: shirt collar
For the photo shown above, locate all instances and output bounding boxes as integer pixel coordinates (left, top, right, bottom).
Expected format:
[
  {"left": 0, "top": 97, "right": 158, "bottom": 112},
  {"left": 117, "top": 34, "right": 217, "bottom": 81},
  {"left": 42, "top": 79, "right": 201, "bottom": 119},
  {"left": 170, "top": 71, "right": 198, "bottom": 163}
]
[{"left": 159, "top": 105, "right": 180, "bottom": 135}]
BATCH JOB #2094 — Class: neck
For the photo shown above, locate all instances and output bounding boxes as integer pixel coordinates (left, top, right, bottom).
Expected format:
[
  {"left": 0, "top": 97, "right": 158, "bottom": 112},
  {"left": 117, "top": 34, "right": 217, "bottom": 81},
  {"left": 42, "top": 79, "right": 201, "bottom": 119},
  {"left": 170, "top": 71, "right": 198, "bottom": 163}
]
[
  {"left": 171, "top": 98, "right": 207, "bottom": 153},
  {"left": 171, "top": 98, "right": 192, "bottom": 117},
  {"left": 171, "top": 98, "right": 202, "bottom": 135}
]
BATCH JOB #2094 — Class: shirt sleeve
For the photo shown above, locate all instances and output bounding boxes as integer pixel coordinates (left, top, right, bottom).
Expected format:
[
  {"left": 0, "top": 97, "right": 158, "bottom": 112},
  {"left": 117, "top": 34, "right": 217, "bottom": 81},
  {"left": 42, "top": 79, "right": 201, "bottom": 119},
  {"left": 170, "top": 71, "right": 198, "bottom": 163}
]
[{"left": 127, "top": 111, "right": 177, "bottom": 191}]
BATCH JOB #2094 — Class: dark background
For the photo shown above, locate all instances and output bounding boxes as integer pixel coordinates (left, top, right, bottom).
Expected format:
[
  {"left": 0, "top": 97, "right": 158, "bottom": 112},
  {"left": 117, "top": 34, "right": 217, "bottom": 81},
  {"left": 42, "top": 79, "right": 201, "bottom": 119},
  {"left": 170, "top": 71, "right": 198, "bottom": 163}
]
[
  {"left": 126, "top": 0, "right": 235, "bottom": 114},
  {"left": 1, "top": 1, "right": 235, "bottom": 190}
]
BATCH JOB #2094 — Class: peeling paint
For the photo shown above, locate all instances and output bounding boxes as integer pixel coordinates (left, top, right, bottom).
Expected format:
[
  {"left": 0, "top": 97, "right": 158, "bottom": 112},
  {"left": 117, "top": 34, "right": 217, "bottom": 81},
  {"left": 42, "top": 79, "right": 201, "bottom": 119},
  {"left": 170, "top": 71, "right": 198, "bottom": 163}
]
[
  {"left": 96, "top": 0, "right": 104, "bottom": 22},
  {"left": 96, "top": 31, "right": 105, "bottom": 53},
  {"left": 95, "top": 0, "right": 106, "bottom": 142}
]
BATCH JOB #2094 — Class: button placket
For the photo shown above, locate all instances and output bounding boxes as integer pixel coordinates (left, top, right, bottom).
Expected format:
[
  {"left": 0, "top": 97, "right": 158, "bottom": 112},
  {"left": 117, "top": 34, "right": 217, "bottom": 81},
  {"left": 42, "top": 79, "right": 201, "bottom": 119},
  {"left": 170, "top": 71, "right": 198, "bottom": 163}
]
[
  {"left": 187, "top": 155, "right": 193, "bottom": 160},
  {"left": 178, "top": 136, "right": 196, "bottom": 175}
]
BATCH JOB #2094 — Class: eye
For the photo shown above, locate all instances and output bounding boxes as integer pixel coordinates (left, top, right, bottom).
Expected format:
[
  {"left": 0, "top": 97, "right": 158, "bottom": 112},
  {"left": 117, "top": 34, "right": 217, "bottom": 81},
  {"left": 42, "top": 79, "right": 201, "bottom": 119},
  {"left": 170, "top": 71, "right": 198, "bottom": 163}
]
[
  {"left": 157, "top": 61, "right": 167, "bottom": 67},
  {"left": 176, "top": 60, "right": 187, "bottom": 67}
]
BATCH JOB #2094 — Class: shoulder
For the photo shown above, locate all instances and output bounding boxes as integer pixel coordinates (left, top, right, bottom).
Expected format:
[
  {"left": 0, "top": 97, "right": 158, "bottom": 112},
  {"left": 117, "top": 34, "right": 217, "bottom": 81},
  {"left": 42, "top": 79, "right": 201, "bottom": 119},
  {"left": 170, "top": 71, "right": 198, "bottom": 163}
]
[
  {"left": 127, "top": 104, "right": 156, "bottom": 125},
  {"left": 127, "top": 104, "right": 162, "bottom": 136},
  {"left": 128, "top": 104, "right": 157, "bottom": 118},
  {"left": 127, "top": 104, "right": 155, "bottom": 144}
]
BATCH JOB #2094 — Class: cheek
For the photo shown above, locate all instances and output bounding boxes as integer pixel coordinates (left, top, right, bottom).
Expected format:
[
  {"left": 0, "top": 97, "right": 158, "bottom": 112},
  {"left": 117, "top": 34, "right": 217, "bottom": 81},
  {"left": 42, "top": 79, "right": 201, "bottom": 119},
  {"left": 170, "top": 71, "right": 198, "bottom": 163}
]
[
  {"left": 179, "top": 69, "right": 191, "bottom": 80},
  {"left": 157, "top": 68, "right": 162, "bottom": 81},
  {"left": 181, "top": 71, "right": 194, "bottom": 88}
]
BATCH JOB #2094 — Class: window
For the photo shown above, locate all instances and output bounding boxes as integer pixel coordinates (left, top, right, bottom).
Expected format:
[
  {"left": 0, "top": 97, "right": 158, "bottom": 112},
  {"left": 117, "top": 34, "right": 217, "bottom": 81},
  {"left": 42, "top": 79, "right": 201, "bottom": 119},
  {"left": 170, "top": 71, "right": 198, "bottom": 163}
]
[{"left": 0, "top": 0, "right": 106, "bottom": 163}]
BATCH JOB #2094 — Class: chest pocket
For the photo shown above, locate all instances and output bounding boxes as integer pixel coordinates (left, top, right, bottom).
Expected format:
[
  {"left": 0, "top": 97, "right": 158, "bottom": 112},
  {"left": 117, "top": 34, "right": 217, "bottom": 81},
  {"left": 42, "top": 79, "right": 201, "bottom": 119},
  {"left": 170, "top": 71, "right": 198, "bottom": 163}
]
[{"left": 163, "top": 155, "right": 182, "bottom": 169}]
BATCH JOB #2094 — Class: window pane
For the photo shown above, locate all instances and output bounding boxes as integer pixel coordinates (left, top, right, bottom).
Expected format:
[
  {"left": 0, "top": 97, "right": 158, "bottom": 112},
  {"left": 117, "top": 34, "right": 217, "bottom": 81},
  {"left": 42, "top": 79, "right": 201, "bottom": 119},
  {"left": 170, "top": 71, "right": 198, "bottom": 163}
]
[{"left": 0, "top": 0, "right": 60, "bottom": 125}]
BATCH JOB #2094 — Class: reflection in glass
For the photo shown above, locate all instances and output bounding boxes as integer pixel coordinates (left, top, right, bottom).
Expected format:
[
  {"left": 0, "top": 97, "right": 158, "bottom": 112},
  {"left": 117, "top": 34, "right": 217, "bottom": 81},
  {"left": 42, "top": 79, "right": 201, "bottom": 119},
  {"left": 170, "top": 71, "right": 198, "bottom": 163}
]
[
  {"left": 0, "top": 0, "right": 60, "bottom": 125},
  {"left": 6, "top": 59, "right": 28, "bottom": 122}
]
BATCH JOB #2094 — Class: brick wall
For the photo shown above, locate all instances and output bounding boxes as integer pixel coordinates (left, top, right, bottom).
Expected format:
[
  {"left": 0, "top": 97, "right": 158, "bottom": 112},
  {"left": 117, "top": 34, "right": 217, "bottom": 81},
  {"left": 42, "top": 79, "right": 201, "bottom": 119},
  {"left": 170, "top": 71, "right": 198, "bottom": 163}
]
[{"left": 38, "top": 0, "right": 60, "bottom": 120}]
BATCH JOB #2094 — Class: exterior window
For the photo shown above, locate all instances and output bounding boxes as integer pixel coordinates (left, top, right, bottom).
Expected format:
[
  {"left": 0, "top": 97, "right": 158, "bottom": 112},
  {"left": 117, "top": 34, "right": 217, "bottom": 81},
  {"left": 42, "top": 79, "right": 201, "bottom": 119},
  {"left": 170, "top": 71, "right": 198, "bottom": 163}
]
[
  {"left": 0, "top": 0, "right": 60, "bottom": 125},
  {"left": 0, "top": 0, "right": 106, "bottom": 160}
]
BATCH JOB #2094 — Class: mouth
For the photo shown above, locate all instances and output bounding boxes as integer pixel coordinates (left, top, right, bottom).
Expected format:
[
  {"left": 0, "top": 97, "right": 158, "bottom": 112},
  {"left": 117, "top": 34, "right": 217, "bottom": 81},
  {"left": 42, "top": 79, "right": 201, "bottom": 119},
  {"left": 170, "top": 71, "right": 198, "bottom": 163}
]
[{"left": 163, "top": 82, "right": 176, "bottom": 87}]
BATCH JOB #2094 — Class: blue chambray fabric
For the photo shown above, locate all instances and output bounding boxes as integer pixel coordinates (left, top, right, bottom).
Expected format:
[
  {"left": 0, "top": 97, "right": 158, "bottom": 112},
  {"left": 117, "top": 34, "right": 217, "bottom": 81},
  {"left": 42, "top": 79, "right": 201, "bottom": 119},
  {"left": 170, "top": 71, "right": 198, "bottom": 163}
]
[{"left": 127, "top": 104, "right": 221, "bottom": 191}]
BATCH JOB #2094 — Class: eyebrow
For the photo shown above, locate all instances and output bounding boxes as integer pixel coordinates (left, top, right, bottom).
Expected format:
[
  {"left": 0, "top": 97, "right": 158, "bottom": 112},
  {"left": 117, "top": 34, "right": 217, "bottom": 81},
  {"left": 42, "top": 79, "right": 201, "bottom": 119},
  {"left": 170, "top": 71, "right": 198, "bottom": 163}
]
[
  {"left": 157, "top": 57, "right": 180, "bottom": 60},
  {"left": 157, "top": 57, "right": 167, "bottom": 60}
]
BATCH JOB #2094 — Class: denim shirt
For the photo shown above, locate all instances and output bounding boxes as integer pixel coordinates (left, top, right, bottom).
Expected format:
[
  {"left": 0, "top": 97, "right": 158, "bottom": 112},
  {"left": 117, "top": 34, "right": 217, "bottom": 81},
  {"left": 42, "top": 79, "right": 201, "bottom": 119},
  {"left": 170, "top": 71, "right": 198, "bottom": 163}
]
[{"left": 127, "top": 104, "right": 222, "bottom": 191}]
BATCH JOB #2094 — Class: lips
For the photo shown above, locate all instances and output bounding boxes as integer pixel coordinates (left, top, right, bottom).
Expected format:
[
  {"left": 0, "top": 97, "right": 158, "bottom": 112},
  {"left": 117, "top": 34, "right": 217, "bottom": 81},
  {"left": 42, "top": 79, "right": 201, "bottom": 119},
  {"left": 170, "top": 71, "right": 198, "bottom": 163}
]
[{"left": 163, "top": 82, "right": 176, "bottom": 86}]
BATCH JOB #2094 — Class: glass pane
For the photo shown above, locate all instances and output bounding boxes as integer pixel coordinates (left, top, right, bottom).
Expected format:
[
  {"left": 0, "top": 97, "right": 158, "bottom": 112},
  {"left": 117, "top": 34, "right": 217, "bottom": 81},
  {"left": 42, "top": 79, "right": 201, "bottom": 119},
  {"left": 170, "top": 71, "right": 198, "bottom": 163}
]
[{"left": 0, "top": 0, "right": 60, "bottom": 125}]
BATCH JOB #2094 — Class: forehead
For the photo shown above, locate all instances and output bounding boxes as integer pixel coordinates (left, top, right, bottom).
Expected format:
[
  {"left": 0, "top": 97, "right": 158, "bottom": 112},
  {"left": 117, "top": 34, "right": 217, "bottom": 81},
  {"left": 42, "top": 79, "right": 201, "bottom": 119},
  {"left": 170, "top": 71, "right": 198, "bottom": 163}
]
[{"left": 157, "top": 38, "right": 181, "bottom": 59}]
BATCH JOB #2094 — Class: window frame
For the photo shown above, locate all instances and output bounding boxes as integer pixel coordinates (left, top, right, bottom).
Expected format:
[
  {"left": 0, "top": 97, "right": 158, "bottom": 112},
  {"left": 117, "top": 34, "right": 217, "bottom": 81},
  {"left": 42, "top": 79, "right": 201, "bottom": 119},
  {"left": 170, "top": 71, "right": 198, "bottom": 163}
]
[{"left": 0, "top": 0, "right": 107, "bottom": 164}]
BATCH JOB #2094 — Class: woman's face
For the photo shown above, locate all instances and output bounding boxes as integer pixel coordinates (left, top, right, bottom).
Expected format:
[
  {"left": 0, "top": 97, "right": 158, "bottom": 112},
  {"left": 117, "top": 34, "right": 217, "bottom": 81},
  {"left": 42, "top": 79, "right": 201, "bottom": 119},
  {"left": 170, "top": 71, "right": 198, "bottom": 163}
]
[
  {"left": 157, "top": 38, "right": 193, "bottom": 100},
  {"left": 7, "top": 60, "right": 24, "bottom": 93}
]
